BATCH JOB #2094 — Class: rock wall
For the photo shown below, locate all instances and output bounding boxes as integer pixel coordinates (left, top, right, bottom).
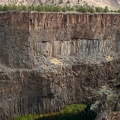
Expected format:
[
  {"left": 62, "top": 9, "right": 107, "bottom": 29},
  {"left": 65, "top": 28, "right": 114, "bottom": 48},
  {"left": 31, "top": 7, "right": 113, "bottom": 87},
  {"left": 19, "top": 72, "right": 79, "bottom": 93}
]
[{"left": 0, "top": 12, "right": 120, "bottom": 119}]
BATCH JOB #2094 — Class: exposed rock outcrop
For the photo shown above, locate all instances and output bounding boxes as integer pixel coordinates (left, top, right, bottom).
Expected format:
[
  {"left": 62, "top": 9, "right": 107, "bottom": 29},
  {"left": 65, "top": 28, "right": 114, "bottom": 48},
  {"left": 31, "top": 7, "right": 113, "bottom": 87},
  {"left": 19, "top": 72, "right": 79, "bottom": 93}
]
[{"left": 0, "top": 12, "right": 120, "bottom": 119}]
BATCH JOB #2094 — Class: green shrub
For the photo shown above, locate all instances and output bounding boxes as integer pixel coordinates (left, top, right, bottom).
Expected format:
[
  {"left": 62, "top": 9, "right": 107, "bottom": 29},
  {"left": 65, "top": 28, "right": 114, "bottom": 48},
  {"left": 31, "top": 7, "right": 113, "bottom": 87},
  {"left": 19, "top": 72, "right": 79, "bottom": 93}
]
[
  {"left": 117, "top": 9, "right": 120, "bottom": 13},
  {"left": 0, "top": 5, "right": 3, "bottom": 11},
  {"left": 66, "top": 5, "right": 74, "bottom": 11},
  {"left": 35, "top": 5, "right": 41, "bottom": 11},
  {"left": 28, "top": 5, "right": 35, "bottom": 11},
  {"left": 88, "top": 6, "right": 96, "bottom": 13},
  {"left": 37, "top": 5, "right": 45, "bottom": 12},
  {"left": 111, "top": 10, "right": 113, "bottom": 12},
  {"left": 104, "top": 6, "right": 109, "bottom": 13},
  {"left": 14, "top": 114, "right": 38, "bottom": 120},
  {"left": 62, "top": 7, "right": 67, "bottom": 12},
  {"left": 2, "top": 4, "right": 9, "bottom": 11},
  {"left": 59, "top": 104, "right": 86, "bottom": 115},
  {"left": 76, "top": 6, "right": 82, "bottom": 12},
  {"left": 22, "top": 5, "right": 28, "bottom": 11},
  {"left": 10, "top": 4, "right": 18, "bottom": 10},
  {"left": 14, "top": 104, "right": 86, "bottom": 120},
  {"left": 76, "top": 6, "right": 88, "bottom": 13},
  {"left": 39, "top": 5, "right": 45, "bottom": 12},
  {"left": 95, "top": 7, "right": 104, "bottom": 12}
]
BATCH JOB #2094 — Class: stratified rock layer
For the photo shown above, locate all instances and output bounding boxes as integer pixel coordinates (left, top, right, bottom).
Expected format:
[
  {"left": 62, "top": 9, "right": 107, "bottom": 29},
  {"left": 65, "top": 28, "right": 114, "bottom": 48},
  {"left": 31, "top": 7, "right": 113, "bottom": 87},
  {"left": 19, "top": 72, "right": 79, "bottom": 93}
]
[{"left": 0, "top": 12, "right": 120, "bottom": 119}]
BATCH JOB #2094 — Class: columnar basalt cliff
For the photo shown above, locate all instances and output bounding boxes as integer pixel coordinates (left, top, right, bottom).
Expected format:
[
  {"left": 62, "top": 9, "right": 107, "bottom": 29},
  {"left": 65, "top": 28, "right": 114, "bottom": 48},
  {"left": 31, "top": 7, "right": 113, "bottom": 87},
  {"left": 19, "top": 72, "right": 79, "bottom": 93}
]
[{"left": 0, "top": 12, "right": 120, "bottom": 119}]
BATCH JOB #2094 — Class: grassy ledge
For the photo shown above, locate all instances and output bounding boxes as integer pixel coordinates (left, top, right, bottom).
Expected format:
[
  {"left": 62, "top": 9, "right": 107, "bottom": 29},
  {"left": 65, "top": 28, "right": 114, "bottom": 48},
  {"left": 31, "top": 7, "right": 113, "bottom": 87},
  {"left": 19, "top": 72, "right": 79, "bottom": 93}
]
[{"left": 14, "top": 104, "right": 86, "bottom": 120}]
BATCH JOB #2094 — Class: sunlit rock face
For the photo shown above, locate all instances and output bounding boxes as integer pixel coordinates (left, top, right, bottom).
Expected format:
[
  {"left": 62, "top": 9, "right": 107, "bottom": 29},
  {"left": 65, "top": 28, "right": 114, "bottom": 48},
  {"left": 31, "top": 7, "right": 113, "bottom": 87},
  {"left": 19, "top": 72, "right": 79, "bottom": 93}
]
[{"left": 0, "top": 12, "right": 120, "bottom": 119}]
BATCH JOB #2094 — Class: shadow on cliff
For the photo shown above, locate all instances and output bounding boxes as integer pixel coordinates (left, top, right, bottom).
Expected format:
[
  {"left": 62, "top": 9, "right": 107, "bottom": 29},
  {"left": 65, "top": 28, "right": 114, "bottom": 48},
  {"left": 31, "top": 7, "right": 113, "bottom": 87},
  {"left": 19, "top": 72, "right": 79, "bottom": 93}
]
[
  {"left": 37, "top": 113, "right": 97, "bottom": 120},
  {"left": 36, "top": 105, "right": 97, "bottom": 120}
]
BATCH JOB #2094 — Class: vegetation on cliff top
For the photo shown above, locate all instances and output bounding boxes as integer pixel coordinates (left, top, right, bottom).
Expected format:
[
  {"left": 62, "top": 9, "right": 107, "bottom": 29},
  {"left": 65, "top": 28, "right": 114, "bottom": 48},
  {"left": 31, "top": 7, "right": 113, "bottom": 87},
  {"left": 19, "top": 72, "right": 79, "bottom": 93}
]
[{"left": 0, "top": 4, "right": 120, "bottom": 13}]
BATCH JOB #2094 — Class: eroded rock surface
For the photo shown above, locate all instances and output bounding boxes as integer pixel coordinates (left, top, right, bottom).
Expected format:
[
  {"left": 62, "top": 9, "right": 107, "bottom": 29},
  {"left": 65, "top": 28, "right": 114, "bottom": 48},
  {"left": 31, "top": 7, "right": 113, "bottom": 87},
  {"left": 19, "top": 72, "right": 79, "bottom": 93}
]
[{"left": 0, "top": 12, "right": 120, "bottom": 119}]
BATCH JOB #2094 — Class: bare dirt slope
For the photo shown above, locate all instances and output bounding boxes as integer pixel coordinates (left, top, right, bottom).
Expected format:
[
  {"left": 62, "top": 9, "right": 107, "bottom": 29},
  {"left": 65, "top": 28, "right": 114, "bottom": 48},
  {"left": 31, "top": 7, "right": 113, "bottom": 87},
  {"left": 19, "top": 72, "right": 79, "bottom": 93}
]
[{"left": 0, "top": 0, "right": 120, "bottom": 10}]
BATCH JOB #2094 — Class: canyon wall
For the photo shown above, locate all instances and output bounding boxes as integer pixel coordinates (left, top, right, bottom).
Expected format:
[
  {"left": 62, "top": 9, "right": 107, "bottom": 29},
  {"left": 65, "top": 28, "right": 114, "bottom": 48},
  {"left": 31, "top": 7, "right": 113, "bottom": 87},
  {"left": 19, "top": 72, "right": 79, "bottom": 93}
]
[{"left": 0, "top": 12, "right": 120, "bottom": 119}]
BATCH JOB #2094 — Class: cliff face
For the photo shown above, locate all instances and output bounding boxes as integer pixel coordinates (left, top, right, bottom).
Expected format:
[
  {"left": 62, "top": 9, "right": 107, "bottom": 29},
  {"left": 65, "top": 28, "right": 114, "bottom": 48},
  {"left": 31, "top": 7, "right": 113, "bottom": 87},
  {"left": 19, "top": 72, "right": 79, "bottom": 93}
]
[
  {"left": 0, "top": 12, "right": 120, "bottom": 68},
  {"left": 0, "top": 12, "right": 120, "bottom": 119}
]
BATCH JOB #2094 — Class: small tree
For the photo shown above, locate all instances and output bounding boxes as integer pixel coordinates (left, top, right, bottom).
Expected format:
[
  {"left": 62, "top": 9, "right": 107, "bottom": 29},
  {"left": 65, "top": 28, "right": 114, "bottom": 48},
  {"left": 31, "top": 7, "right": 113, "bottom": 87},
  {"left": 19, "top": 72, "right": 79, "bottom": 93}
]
[
  {"left": 111, "top": 9, "right": 113, "bottom": 12},
  {"left": 95, "top": 7, "right": 104, "bottom": 12},
  {"left": 117, "top": 9, "right": 120, "bottom": 13},
  {"left": 104, "top": 6, "right": 109, "bottom": 13},
  {"left": 88, "top": 6, "right": 96, "bottom": 13},
  {"left": 35, "top": 5, "right": 42, "bottom": 11},
  {"left": 62, "top": 7, "right": 67, "bottom": 12},
  {"left": 11, "top": 4, "right": 18, "bottom": 10},
  {"left": 66, "top": 5, "right": 74, "bottom": 11},
  {"left": 0, "top": 5, "right": 3, "bottom": 11},
  {"left": 21, "top": 5, "right": 28, "bottom": 11},
  {"left": 2, "top": 4, "right": 8, "bottom": 11}
]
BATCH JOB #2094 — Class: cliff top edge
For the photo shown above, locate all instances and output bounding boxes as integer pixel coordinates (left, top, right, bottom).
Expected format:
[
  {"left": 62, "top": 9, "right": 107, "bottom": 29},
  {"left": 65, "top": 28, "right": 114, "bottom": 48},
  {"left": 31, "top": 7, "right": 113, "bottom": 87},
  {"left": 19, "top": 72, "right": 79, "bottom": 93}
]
[{"left": 0, "top": 11, "right": 120, "bottom": 15}]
